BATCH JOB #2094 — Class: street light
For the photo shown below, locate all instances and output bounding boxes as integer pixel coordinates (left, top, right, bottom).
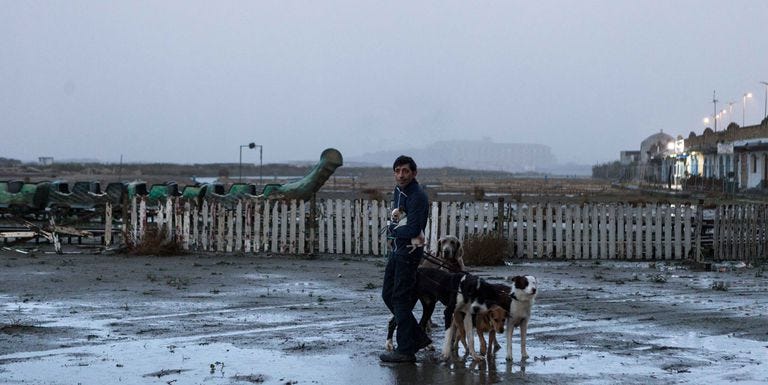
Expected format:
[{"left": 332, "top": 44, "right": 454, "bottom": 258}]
[
  {"left": 742, "top": 92, "right": 753, "bottom": 126},
  {"left": 761, "top": 81, "right": 768, "bottom": 120},
  {"left": 239, "top": 142, "right": 263, "bottom": 183}
]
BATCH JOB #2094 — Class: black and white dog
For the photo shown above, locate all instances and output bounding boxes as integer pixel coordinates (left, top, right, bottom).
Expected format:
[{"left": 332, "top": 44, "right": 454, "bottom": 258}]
[
  {"left": 441, "top": 273, "right": 501, "bottom": 360},
  {"left": 505, "top": 275, "right": 538, "bottom": 362}
]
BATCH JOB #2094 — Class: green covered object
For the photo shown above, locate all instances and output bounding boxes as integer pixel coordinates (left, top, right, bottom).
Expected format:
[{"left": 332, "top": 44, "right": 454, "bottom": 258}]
[{"left": 261, "top": 148, "right": 343, "bottom": 200}]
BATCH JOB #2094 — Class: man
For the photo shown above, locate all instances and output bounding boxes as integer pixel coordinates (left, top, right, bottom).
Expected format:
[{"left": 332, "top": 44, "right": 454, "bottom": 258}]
[{"left": 380, "top": 155, "right": 431, "bottom": 363}]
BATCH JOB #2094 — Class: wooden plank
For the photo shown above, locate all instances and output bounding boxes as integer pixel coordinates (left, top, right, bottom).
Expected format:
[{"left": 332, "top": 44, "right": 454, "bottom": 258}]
[
  {"left": 526, "top": 205, "right": 534, "bottom": 258},
  {"left": 440, "top": 201, "right": 448, "bottom": 241},
  {"left": 738, "top": 205, "right": 744, "bottom": 260},
  {"left": 452, "top": 202, "right": 461, "bottom": 237},
  {"left": 371, "top": 200, "right": 379, "bottom": 256},
  {"left": 626, "top": 204, "right": 634, "bottom": 259},
  {"left": 104, "top": 202, "right": 112, "bottom": 246},
  {"left": 191, "top": 205, "right": 199, "bottom": 250},
  {"left": 335, "top": 199, "right": 343, "bottom": 254},
  {"left": 279, "top": 201, "right": 287, "bottom": 253},
  {"left": 645, "top": 203, "right": 654, "bottom": 260},
  {"left": 535, "top": 204, "right": 544, "bottom": 258},
  {"left": 318, "top": 200, "right": 326, "bottom": 253},
  {"left": 353, "top": 200, "right": 361, "bottom": 255},
  {"left": 515, "top": 204, "right": 524, "bottom": 258},
  {"left": 139, "top": 198, "right": 147, "bottom": 243},
  {"left": 329, "top": 199, "right": 337, "bottom": 253},
  {"left": 750, "top": 204, "right": 757, "bottom": 261},
  {"left": 182, "top": 202, "right": 190, "bottom": 250},
  {"left": 590, "top": 204, "right": 599, "bottom": 259},
  {"left": 290, "top": 200, "right": 298, "bottom": 254},
  {"left": 0, "top": 231, "right": 37, "bottom": 238},
  {"left": 467, "top": 203, "right": 476, "bottom": 236},
  {"left": 563, "top": 205, "right": 572, "bottom": 259},
  {"left": 269, "top": 201, "right": 277, "bottom": 253},
  {"left": 362, "top": 200, "right": 370, "bottom": 255},
  {"left": 635, "top": 205, "right": 643, "bottom": 259},
  {"left": 226, "top": 209, "right": 234, "bottom": 253},
  {"left": 253, "top": 201, "right": 262, "bottom": 252},
  {"left": 597, "top": 204, "right": 606, "bottom": 259},
  {"left": 458, "top": 203, "right": 466, "bottom": 241},
  {"left": 574, "top": 205, "right": 582, "bottom": 259},
  {"left": 216, "top": 204, "right": 225, "bottom": 252},
  {"left": 243, "top": 201, "right": 251, "bottom": 253},
  {"left": 728, "top": 205, "right": 735, "bottom": 260},
  {"left": 545, "top": 204, "right": 553, "bottom": 258},
  {"left": 616, "top": 205, "right": 625, "bottom": 259},
  {"left": 555, "top": 204, "right": 563, "bottom": 258},
  {"left": 682, "top": 205, "right": 691, "bottom": 259},
  {"left": 235, "top": 201, "right": 243, "bottom": 252},
  {"left": 298, "top": 200, "right": 306, "bottom": 254},
  {"left": 430, "top": 201, "right": 439, "bottom": 251},
  {"left": 607, "top": 204, "right": 615, "bottom": 259},
  {"left": 381, "top": 201, "right": 389, "bottom": 255},
  {"left": 165, "top": 199, "right": 173, "bottom": 239},
  {"left": 131, "top": 196, "right": 138, "bottom": 243},
  {"left": 201, "top": 201, "right": 208, "bottom": 251},
  {"left": 674, "top": 204, "right": 682, "bottom": 259},
  {"left": 663, "top": 205, "right": 672, "bottom": 259},
  {"left": 343, "top": 200, "right": 351, "bottom": 254}
]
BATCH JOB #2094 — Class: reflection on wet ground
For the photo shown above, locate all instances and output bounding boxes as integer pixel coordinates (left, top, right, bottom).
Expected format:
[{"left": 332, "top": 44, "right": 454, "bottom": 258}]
[{"left": 0, "top": 254, "right": 766, "bottom": 384}]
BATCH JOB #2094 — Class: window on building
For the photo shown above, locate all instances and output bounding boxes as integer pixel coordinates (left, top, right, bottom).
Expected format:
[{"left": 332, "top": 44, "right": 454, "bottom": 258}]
[{"left": 753, "top": 155, "right": 758, "bottom": 173}]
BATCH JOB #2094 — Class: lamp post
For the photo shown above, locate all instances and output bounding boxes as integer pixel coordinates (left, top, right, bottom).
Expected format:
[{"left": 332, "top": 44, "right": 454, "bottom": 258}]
[
  {"left": 742, "top": 92, "right": 753, "bottom": 126},
  {"left": 712, "top": 90, "right": 719, "bottom": 131},
  {"left": 239, "top": 142, "right": 256, "bottom": 183},
  {"left": 761, "top": 81, "right": 768, "bottom": 120}
]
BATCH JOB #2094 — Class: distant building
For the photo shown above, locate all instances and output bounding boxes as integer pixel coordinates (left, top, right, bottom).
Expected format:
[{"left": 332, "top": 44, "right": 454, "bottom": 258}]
[
  {"left": 619, "top": 151, "right": 640, "bottom": 165},
  {"left": 38, "top": 157, "right": 54, "bottom": 166}
]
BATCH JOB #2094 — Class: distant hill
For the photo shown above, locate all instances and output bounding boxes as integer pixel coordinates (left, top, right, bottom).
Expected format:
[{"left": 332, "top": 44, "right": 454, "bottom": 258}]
[{"left": 347, "top": 139, "right": 591, "bottom": 175}]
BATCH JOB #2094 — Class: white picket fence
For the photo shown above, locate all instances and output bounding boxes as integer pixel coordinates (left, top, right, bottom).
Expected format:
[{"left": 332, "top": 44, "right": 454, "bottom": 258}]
[{"left": 112, "top": 198, "right": 768, "bottom": 261}]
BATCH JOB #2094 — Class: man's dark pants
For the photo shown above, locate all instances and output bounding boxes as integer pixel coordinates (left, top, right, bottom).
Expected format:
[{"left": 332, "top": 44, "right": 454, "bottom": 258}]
[{"left": 381, "top": 248, "right": 427, "bottom": 355}]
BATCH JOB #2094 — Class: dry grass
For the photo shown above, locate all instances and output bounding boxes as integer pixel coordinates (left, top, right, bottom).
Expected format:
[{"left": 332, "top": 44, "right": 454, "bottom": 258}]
[
  {"left": 462, "top": 233, "right": 509, "bottom": 266},
  {"left": 128, "top": 225, "right": 184, "bottom": 256}
]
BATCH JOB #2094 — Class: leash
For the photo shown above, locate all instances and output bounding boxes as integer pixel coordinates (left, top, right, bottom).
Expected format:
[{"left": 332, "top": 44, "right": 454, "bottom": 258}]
[{"left": 420, "top": 249, "right": 466, "bottom": 274}]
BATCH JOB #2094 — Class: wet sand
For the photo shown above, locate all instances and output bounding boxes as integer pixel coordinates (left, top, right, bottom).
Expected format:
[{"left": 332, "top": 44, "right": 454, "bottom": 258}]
[{"left": 1, "top": 248, "right": 766, "bottom": 384}]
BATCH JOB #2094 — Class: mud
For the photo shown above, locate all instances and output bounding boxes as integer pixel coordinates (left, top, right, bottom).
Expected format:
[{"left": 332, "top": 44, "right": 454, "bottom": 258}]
[{"left": 0, "top": 248, "right": 766, "bottom": 385}]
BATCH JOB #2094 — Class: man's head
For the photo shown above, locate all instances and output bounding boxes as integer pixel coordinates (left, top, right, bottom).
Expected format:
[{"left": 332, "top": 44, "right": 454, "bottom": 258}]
[{"left": 393, "top": 155, "right": 417, "bottom": 188}]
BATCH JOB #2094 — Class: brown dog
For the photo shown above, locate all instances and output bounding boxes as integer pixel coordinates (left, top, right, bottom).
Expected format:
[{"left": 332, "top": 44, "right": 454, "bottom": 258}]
[
  {"left": 420, "top": 235, "right": 465, "bottom": 272},
  {"left": 477, "top": 305, "right": 508, "bottom": 355}
]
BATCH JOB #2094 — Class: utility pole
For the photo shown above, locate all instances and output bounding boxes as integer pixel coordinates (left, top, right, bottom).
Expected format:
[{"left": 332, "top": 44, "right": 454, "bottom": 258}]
[
  {"left": 713, "top": 90, "right": 718, "bottom": 131},
  {"left": 761, "top": 81, "right": 768, "bottom": 120}
]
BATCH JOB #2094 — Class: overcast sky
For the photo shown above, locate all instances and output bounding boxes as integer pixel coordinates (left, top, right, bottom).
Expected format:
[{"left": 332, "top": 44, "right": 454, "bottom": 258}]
[{"left": 2, "top": 1, "right": 767, "bottom": 166}]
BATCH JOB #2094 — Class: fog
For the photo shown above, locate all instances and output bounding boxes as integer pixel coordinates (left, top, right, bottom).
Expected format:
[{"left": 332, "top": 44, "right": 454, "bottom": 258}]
[{"left": 2, "top": 1, "right": 767, "bottom": 167}]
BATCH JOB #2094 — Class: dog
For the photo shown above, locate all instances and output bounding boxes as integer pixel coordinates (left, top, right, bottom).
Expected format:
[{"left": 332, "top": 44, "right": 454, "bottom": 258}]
[
  {"left": 504, "top": 275, "right": 538, "bottom": 362},
  {"left": 448, "top": 283, "right": 510, "bottom": 357},
  {"left": 420, "top": 235, "right": 465, "bottom": 272},
  {"left": 390, "top": 208, "right": 424, "bottom": 253},
  {"left": 441, "top": 273, "right": 500, "bottom": 361},
  {"left": 385, "top": 267, "right": 468, "bottom": 352}
]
